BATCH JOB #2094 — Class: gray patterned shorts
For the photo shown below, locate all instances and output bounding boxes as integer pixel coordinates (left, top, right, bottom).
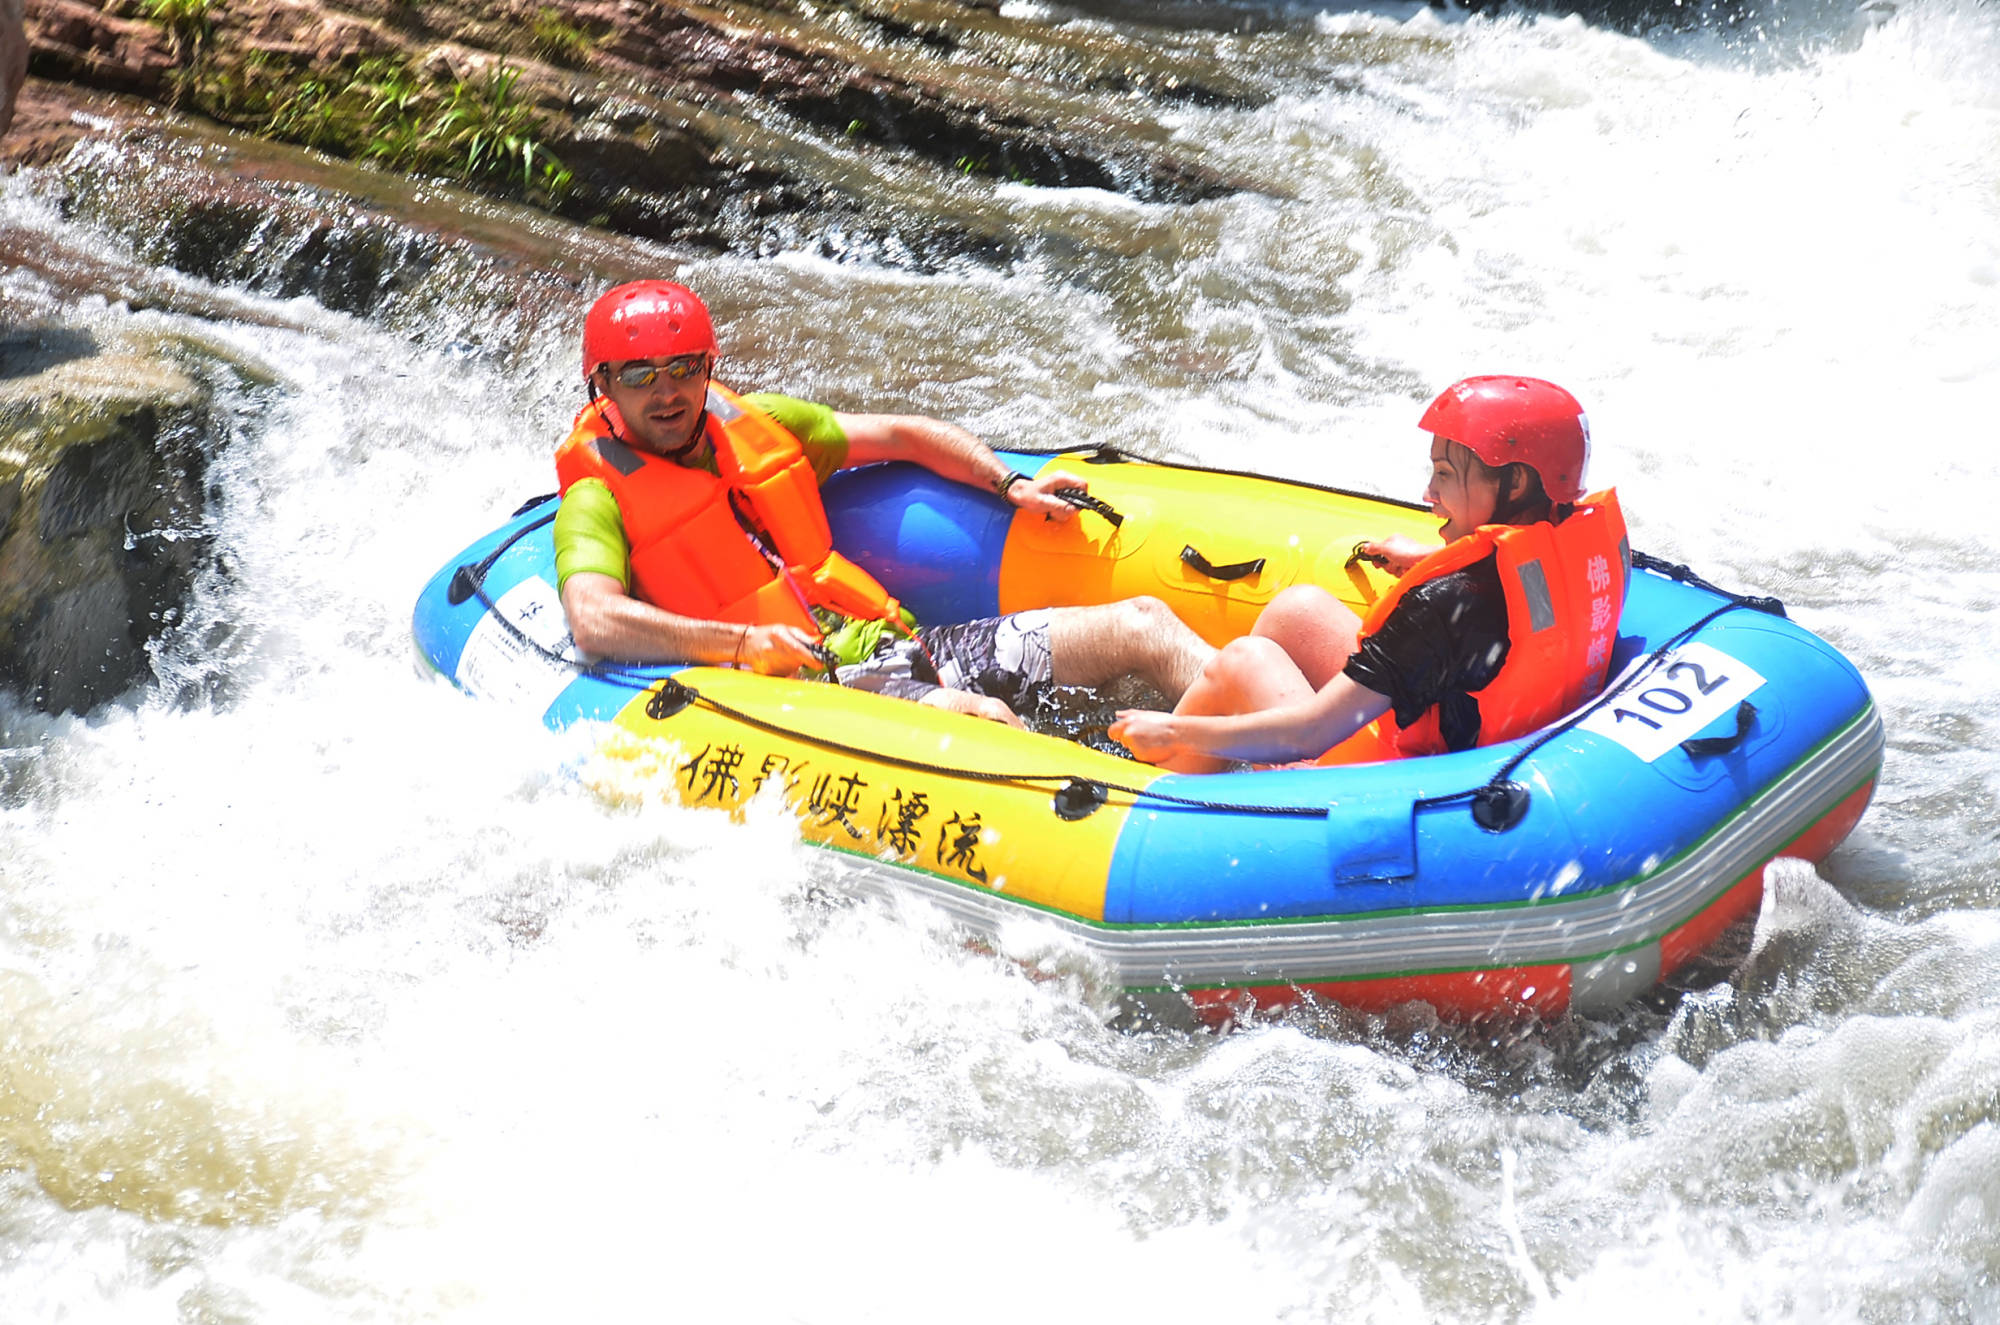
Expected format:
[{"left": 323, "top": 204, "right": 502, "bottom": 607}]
[{"left": 834, "top": 609, "right": 1055, "bottom": 707}]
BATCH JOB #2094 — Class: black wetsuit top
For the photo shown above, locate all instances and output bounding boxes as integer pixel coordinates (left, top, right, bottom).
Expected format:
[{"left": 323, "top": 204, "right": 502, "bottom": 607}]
[{"left": 1342, "top": 552, "right": 1510, "bottom": 753}]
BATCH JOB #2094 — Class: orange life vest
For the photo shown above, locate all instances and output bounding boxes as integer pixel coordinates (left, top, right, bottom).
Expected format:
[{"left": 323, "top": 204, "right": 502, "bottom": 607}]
[
  {"left": 1322, "top": 489, "right": 1627, "bottom": 764},
  {"left": 554, "top": 383, "right": 900, "bottom": 635}
]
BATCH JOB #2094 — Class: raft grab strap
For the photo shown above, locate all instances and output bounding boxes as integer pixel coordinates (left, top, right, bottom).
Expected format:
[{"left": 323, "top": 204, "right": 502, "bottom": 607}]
[
  {"left": 447, "top": 495, "right": 559, "bottom": 605},
  {"left": 1052, "top": 487, "right": 1125, "bottom": 527},
  {"left": 1628, "top": 550, "right": 1787, "bottom": 619},
  {"left": 1681, "top": 700, "right": 1759, "bottom": 757},
  {"left": 1180, "top": 545, "right": 1266, "bottom": 582},
  {"left": 1346, "top": 542, "right": 1391, "bottom": 571}
]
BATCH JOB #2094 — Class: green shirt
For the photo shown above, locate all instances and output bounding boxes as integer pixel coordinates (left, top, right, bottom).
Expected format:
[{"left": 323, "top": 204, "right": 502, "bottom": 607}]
[{"left": 553, "top": 392, "right": 850, "bottom": 592}]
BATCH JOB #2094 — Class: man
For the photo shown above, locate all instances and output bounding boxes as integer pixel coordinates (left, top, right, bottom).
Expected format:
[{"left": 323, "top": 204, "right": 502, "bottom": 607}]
[{"left": 554, "top": 279, "right": 1212, "bottom": 725}]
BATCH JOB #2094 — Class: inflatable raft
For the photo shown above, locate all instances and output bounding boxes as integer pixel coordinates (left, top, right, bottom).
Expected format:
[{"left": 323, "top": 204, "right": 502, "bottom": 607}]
[{"left": 412, "top": 446, "right": 1881, "bottom": 1027}]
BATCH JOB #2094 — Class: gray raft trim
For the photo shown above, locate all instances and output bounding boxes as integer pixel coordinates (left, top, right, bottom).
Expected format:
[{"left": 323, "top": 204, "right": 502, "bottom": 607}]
[{"left": 819, "top": 705, "right": 1884, "bottom": 992}]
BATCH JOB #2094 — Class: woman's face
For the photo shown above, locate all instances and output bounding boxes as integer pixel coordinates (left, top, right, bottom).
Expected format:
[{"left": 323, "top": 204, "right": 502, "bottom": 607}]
[{"left": 1423, "top": 438, "right": 1502, "bottom": 542}]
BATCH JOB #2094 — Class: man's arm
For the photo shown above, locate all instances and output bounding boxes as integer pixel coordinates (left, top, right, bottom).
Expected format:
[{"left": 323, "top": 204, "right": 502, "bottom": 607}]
[
  {"left": 834, "top": 412, "right": 1087, "bottom": 521},
  {"left": 561, "top": 572, "right": 823, "bottom": 674},
  {"left": 553, "top": 479, "right": 821, "bottom": 674}
]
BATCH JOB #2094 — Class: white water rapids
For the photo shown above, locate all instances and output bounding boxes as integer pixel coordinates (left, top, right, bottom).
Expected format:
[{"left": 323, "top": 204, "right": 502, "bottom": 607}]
[{"left": 3, "top": 0, "right": 1999, "bottom": 1318}]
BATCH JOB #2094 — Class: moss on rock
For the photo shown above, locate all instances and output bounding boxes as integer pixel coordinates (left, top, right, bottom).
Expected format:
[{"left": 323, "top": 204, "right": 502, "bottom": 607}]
[{"left": 0, "top": 320, "right": 237, "bottom": 713}]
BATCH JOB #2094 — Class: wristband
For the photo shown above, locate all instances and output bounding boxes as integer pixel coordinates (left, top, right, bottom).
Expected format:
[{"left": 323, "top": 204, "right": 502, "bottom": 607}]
[{"left": 994, "top": 471, "right": 1031, "bottom": 499}]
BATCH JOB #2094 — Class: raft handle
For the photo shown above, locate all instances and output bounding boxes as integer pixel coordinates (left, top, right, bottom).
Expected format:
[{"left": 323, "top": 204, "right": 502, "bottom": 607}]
[
  {"left": 1180, "top": 545, "right": 1266, "bottom": 583},
  {"left": 1052, "top": 487, "right": 1125, "bottom": 527},
  {"left": 1052, "top": 778, "right": 1109, "bottom": 821},
  {"left": 1345, "top": 541, "right": 1390, "bottom": 571},
  {"left": 646, "top": 679, "right": 695, "bottom": 720},
  {"left": 1680, "top": 700, "right": 1758, "bottom": 758},
  {"left": 1470, "top": 781, "right": 1531, "bottom": 833}
]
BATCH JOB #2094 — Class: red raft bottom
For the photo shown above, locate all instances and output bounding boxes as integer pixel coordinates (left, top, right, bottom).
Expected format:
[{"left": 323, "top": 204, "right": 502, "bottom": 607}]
[{"left": 1184, "top": 778, "right": 1879, "bottom": 1030}]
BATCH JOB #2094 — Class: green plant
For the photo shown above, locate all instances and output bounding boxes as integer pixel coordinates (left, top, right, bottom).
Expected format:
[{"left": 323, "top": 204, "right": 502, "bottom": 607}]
[
  {"left": 264, "top": 79, "right": 349, "bottom": 152},
  {"left": 139, "top": 0, "right": 215, "bottom": 97},
  {"left": 352, "top": 57, "right": 429, "bottom": 168},
  {"left": 245, "top": 56, "right": 573, "bottom": 208},
  {"left": 529, "top": 8, "right": 594, "bottom": 65},
  {"left": 357, "top": 57, "right": 424, "bottom": 117},
  {"left": 429, "top": 65, "right": 573, "bottom": 201},
  {"left": 138, "top": 0, "right": 214, "bottom": 35}
]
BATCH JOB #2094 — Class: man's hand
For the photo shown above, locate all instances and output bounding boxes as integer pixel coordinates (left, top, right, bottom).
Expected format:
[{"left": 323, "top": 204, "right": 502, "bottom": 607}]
[
  {"left": 735, "top": 623, "right": 826, "bottom": 675},
  {"left": 1004, "top": 469, "right": 1099, "bottom": 522}
]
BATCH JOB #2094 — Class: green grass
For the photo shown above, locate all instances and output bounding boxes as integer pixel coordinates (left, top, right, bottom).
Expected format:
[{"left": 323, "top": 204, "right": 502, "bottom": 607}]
[
  {"left": 429, "top": 64, "right": 573, "bottom": 197},
  {"left": 247, "top": 57, "right": 572, "bottom": 205},
  {"left": 137, "top": 0, "right": 214, "bottom": 33},
  {"left": 528, "top": 9, "right": 595, "bottom": 66},
  {"left": 139, "top": 0, "right": 215, "bottom": 87}
]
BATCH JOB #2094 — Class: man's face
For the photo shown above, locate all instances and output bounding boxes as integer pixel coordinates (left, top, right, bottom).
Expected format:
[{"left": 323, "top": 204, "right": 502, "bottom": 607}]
[
  {"left": 595, "top": 353, "right": 711, "bottom": 455},
  {"left": 1423, "top": 436, "right": 1502, "bottom": 542}
]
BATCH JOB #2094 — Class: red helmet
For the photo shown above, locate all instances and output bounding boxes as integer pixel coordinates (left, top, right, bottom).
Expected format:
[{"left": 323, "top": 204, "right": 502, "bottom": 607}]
[
  {"left": 1418, "top": 376, "right": 1591, "bottom": 503},
  {"left": 580, "top": 280, "right": 718, "bottom": 380}
]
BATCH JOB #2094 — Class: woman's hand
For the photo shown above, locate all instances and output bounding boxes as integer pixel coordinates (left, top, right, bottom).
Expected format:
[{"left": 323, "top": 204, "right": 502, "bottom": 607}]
[
  {"left": 1108, "top": 708, "right": 1185, "bottom": 765},
  {"left": 734, "top": 623, "right": 824, "bottom": 675},
  {"left": 1356, "top": 534, "right": 1439, "bottom": 577},
  {"left": 922, "top": 687, "right": 1025, "bottom": 728}
]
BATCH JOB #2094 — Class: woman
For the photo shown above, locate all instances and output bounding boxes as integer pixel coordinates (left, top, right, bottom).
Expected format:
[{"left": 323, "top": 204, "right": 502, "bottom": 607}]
[{"left": 1110, "top": 376, "right": 1627, "bottom": 772}]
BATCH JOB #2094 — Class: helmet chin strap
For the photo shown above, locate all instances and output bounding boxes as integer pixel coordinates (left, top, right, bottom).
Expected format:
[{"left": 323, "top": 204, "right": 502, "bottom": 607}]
[
  {"left": 653, "top": 403, "right": 711, "bottom": 462},
  {"left": 1488, "top": 463, "right": 1551, "bottom": 526},
  {"left": 588, "top": 376, "right": 709, "bottom": 460}
]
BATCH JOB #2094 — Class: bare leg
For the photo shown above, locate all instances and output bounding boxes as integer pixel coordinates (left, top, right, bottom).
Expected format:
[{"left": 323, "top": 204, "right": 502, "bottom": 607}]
[
  {"left": 1153, "top": 635, "right": 1319, "bottom": 773},
  {"left": 1250, "top": 585, "right": 1362, "bottom": 689},
  {"left": 1046, "top": 596, "right": 1214, "bottom": 704}
]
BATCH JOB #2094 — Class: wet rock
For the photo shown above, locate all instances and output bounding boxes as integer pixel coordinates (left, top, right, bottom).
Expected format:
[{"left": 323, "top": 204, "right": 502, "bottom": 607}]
[
  {"left": 0, "top": 79, "right": 76, "bottom": 163},
  {"left": 16, "top": 0, "right": 1258, "bottom": 267},
  {"left": 2, "top": 0, "right": 23, "bottom": 137},
  {"left": 0, "top": 320, "right": 231, "bottom": 714},
  {"left": 22, "top": 0, "right": 175, "bottom": 99}
]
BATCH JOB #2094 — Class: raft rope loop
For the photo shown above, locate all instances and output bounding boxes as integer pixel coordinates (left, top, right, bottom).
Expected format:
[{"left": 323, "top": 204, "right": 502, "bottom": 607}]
[{"left": 450, "top": 484, "right": 1788, "bottom": 828}]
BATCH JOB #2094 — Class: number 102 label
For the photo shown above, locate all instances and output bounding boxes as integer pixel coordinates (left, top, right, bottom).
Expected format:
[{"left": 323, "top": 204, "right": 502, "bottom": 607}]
[{"left": 1577, "top": 641, "right": 1766, "bottom": 763}]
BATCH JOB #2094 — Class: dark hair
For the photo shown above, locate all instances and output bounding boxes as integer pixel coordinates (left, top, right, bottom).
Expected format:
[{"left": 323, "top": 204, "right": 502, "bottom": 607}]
[{"left": 1446, "top": 441, "right": 1568, "bottom": 526}]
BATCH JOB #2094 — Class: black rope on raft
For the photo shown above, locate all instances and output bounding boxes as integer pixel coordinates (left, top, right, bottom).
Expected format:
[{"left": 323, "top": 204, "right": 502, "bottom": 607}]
[
  {"left": 637, "top": 674, "right": 1326, "bottom": 818},
  {"left": 447, "top": 492, "right": 1791, "bottom": 828},
  {"left": 443, "top": 502, "right": 1313, "bottom": 817},
  {"left": 1629, "top": 549, "right": 1788, "bottom": 620},
  {"left": 1425, "top": 565, "right": 1791, "bottom": 832},
  {"left": 447, "top": 496, "right": 559, "bottom": 606}
]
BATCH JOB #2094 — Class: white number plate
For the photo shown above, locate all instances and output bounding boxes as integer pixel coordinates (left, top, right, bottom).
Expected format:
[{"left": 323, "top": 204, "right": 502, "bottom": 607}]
[{"left": 1577, "top": 641, "right": 1766, "bottom": 763}]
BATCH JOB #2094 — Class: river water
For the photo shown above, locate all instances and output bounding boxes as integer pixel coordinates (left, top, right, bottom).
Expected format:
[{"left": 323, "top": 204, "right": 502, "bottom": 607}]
[{"left": 3, "top": 0, "right": 1999, "bottom": 1318}]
